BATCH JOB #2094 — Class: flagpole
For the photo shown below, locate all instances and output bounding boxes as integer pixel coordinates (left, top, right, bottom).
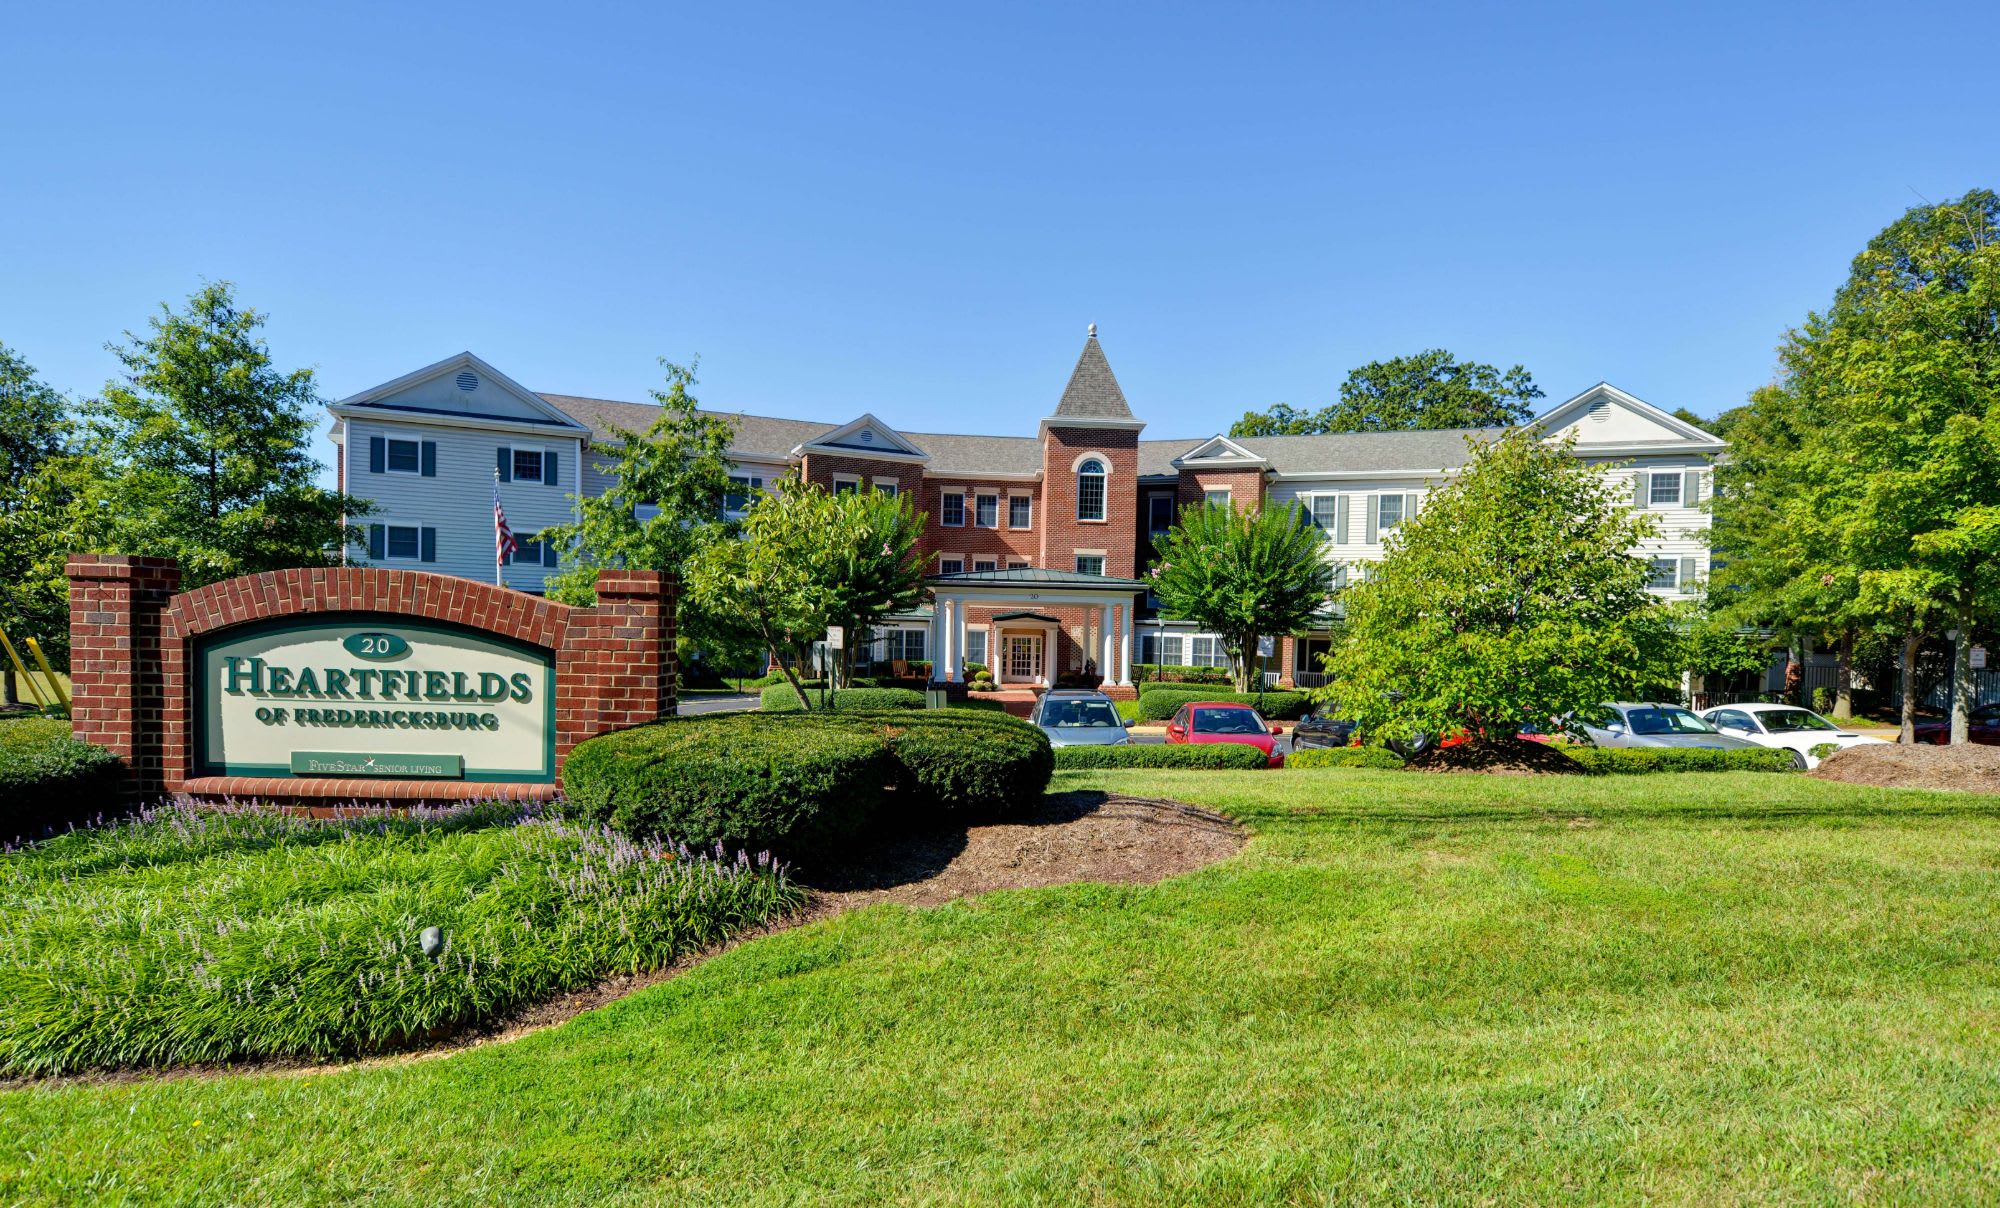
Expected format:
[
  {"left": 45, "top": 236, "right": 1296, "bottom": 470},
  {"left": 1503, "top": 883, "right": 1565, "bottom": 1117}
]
[{"left": 493, "top": 468, "right": 504, "bottom": 588}]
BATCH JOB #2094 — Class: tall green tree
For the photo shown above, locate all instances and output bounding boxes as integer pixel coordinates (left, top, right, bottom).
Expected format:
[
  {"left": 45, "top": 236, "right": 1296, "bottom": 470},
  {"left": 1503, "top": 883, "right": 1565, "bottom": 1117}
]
[
  {"left": 688, "top": 475, "right": 927, "bottom": 710},
  {"left": 0, "top": 345, "right": 83, "bottom": 702},
  {"left": 540, "top": 359, "right": 745, "bottom": 684},
  {"left": 1149, "top": 501, "right": 1334, "bottom": 692},
  {"left": 88, "top": 282, "right": 360, "bottom": 588},
  {"left": 1318, "top": 431, "right": 1679, "bottom": 745},
  {"left": 1231, "top": 350, "right": 1543, "bottom": 437}
]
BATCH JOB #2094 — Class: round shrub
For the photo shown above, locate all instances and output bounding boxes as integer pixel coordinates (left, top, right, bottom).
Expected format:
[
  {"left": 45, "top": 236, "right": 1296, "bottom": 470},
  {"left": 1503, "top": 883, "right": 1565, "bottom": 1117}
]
[
  {"left": 1286, "top": 746, "right": 1405, "bottom": 770},
  {"left": 1136, "top": 687, "right": 1309, "bottom": 721},
  {"left": 0, "top": 717, "right": 124, "bottom": 844},
  {"left": 759, "top": 684, "right": 925, "bottom": 713},
  {"left": 1051, "top": 743, "right": 1268, "bottom": 769},
  {"left": 876, "top": 709, "right": 1053, "bottom": 815},
  {"left": 562, "top": 713, "right": 898, "bottom": 849}
]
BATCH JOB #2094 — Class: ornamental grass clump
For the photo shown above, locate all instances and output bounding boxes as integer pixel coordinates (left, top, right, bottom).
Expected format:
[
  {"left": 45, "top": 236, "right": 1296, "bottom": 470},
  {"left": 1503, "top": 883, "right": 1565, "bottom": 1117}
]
[{"left": 0, "top": 798, "right": 802, "bottom": 1077}]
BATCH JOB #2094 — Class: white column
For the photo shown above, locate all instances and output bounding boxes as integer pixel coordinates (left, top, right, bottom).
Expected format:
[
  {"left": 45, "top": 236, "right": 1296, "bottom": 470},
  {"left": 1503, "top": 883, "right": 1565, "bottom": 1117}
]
[
  {"left": 940, "top": 599, "right": 957, "bottom": 682},
  {"left": 1117, "top": 604, "right": 1133, "bottom": 685},
  {"left": 928, "top": 606, "right": 943, "bottom": 683},
  {"left": 952, "top": 600, "right": 969, "bottom": 684},
  {"left": 1099, "top": 604, "right": 1115, "bottom": 684}
]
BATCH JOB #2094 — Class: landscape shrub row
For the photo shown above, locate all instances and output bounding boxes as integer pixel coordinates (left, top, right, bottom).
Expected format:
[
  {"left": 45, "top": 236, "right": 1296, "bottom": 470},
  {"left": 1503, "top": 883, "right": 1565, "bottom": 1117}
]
[
  {"left": 564, "top": 708, "right": 1052, "bottom": 850},
  {"left": 759, "top": 684, "right": 927, "bottom": 713},
  {"left": 1560, "top": 746, "right": 1799, "bottom": 774},
  {"left": 1133, "top": 664, "right": 1234, "bottom": 685},
  {"left": 1051, "top": 743, "right": 1269, "bottom": 770},
  {"left": 1286, "top": 746, "right": 1406, "bottom": 770},
  {"left": 1135, "top": 686, "right": 1310, "bottom": 721},
  {"left": 0, "top": 717, "right": 124, "bottom": 844},
  {"left": 0, "top": 799, "right": 802, "bottom": 1075}
]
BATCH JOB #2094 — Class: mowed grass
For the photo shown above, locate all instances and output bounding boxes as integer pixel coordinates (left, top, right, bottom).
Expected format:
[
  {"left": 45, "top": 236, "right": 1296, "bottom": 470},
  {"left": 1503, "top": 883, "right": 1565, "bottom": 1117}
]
[{"left": 6, "top": 770, "right": 2000, "bottom": 1204}]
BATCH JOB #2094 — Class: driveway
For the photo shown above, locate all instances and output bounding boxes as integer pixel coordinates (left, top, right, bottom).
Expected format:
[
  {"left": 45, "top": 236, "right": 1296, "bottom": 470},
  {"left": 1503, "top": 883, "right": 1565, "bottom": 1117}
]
[{"left": 677, "top": 693, "right": 758, "bottom": 716}]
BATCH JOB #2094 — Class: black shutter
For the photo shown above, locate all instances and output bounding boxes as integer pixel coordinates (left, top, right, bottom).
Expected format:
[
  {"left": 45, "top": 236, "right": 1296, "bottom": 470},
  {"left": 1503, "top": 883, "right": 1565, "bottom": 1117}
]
[
  {"left": 369, "top": 436, "right": 385, "bottom": 474},
  {"left": 496, "top": 447, "right": 512, "bottom": 482},
  {"left": 543, "top": 538, "right": 558, "bottom": 567},
  {"left": 544, "top": 448, "right": 559, "bottom": 487},
  {"left": 421, "top": 441, "right": 437, "bottom": 477},
  {"left": 367, "top": 523, "right": 385, "bottom": 560},
  {"left": 420, "top": 527, "right": 437, "bottom": 563}
]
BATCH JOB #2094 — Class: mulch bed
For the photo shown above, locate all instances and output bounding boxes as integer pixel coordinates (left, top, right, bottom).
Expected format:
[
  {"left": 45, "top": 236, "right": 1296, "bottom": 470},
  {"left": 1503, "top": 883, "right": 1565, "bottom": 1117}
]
[
  {"left": 1403, "top": 737, "right": 1583, "bottom": 775},
  {"left": 1812, "top": 742, "right": 2000, "bottom": 795}
]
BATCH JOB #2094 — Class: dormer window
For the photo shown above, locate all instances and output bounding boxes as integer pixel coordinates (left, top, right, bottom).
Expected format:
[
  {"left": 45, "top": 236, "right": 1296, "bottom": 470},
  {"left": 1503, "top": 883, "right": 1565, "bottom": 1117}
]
[{"left": 1077, "top": 458, "right": 1107, "bottom": 522}]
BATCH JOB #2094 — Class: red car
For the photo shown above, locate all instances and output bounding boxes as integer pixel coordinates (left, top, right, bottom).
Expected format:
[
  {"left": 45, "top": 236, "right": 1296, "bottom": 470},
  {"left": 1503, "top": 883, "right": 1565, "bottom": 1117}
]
[
  {"left": 1911, "top": 703, "right": 2000, "bottom": 746},
  {"left": 1164, "top": 702, "right": 1284, "bottom": 767}
]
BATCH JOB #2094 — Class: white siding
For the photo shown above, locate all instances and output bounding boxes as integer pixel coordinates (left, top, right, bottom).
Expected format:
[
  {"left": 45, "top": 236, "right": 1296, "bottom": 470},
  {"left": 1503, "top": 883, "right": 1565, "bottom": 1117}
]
[
  {"left": 1266, "top": 474, "right": 1442, "bottom": 578},
  {"left": 1598, "top": 455, "right": 1712, "bottom": 598},
  {"left": 344, "top": 415, "right": 586, "bottom": 594}
]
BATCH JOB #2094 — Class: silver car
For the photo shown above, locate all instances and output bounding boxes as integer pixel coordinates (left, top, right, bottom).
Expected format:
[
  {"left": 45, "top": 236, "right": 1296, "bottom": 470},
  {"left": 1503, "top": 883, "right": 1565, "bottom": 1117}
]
[
  {"left": 1028, "top": 690, "right": 1132, "bottom": 748},
  {"left": 1573, "top": 702, "right": 1763, "bottom": 750}
]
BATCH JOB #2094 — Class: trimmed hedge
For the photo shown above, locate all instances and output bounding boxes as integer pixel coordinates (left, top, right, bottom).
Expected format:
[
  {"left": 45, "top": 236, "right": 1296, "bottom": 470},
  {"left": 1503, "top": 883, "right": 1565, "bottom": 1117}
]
[
  {"left": 1135, "top": 687, "right": 1310, "bottom": 721},
  {"left": 759, "top": 684, "right": 926, "bottom": 713},
  {"left": 1560, "top": 746, "right": 1799, "bottom": 774},
  {"left": 564, "top": 708, "right": 1051, "bottom": 850},
  {"left": 1, "top": 717, "right": 124, "bottom": 844},
  {"left": 1051, "top": 743, "right": 1268, "bottom": 769},
  {"left": 1134, "top": 664, "right": 1233, "bottom": 685},
  {"left": 1286, "top": 746, "right": 1406, "bottom": 770}
]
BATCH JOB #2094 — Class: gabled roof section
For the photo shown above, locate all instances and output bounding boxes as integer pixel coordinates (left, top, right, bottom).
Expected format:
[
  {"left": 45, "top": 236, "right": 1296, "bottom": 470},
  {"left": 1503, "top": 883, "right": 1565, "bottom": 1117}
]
[
  {"left": 1171, "top": 434, "right": 1268, "bottom": 470},
  {"left": 795, "top": 413, "right": 930, "bottom": 463},
  {"left": 1532, "top": 383, "right": 1725, "bottom": 452},
  {"left": 332, "top": 352, "right": 587, "bottom": 432},
  {"left": 1044, "top": 327, "right": 1145, "bottom": 432}
]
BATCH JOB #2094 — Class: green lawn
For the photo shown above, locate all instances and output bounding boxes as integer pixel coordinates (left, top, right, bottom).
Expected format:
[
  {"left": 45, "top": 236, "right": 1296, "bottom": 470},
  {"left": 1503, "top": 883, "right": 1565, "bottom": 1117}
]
[{"left": 6, "top": 769, "right": 2000, "bottom": 1203}]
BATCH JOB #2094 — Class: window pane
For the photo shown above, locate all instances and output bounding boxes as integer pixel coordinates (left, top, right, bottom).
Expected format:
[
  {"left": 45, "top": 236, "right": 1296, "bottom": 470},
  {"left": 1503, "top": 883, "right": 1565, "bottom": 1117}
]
[
  {"left": 1649, "top": 472, "right": 1682, "bottom": 506},
  {"left": 1148, "top": 495, "right": 1174, "bottom": 532},
  {"left": 834, "top": 479, "right": 858, "bottom": 494},
  {"left": 941, "top": 492, "right": 964, "bottom": 526},
  {"left": 1204, "top": 489, "right": 1230, "bottom": 508},
  {"left": 1159, "top": 635, "right": 1184, "bottom": 666},
  {"left": 386, "top": 526, "right": 420, "bottom": 559},
  {"left": 939, "top": 558, "right": 964, "bottom": 575},
  {"left": 976, "top": 495, "right": 998, "bottom": 527},
  {"left": 1075, "top": 555, "right": 1105, "bottom": 576},
  {"left": 1310, "top": 496, "right": 1336, "bottom": 532},
  {"left": 877, "top": 483, "right": 897, "bottom": 497},
  {"left": 974, "top": 559, "right": 997, "bottom": 572},
  {"left": 1647, "top": 557, "right": 1678, "bottom": 589},
  {"left": 1378, "top": 495, "right": 1404, "bottom": 531},
  {"left": 1077, "top": 473, "right": 1105, "bottom": 521},
  {"left": 1009, "top": 496, "right": 1031, "bottom": 527},
  {"left": 512, "top": 450, "right": 543, "bottom": 482},
  {"left": 386, "top": 440, "right": 421, "bottom": 473}
]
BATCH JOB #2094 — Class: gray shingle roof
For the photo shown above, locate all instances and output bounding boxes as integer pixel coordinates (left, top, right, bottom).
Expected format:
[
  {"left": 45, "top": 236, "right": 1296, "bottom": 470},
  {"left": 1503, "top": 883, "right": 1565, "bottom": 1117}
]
[
  {"left": 1049, "top": 333, "right": 1136, "bottom": 422},
  {"left": 1235, "top": 427, "right": 1499, "bottom": 474},
  {"left": 927, "top": 567, "right": 1148, "bottom": 590}
]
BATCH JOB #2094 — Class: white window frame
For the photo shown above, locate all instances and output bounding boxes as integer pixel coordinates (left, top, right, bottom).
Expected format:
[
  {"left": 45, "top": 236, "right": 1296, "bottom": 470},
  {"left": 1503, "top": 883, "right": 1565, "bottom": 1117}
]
[
  {"left": 941, "top": 490, "right": 965, "bottom": 527},
  {"left": 1006, "top": 558, "right": 1030, "bottom": 570},
  {"left": 937, "top": 553, "right": 965, "bottom": 576},
  {"left": 510, "top": 448, "right": 545, "bottom": 484},
  {"left": 383, "top": 524, "right": 424, "bottom": 561},
  {"left": 1075, "top": 456, "right": 1109, "bottom": 522},
  {"left": 384, "top": 438, "right": 423, "bottom": 475},
  {"left": 1203, "top": 487, "right": 1231, "bottom": 509},
  {"left": 1075, "top": 552, "right": 1106, "bottom": 576},
  {"left": 874, "top": 477, "right": 899, "bottom": 498},
  {"left": 1377, "top": 494, "right": 1405, "bottom": 534},
  {"left": 1308, "top": 494, "right": 1337, "bottom": 535},
  {"left": 973, "top": 558, "right": 998, "bottom": 573},
  {"left": 1008, "top": 494, "right": 1032, "bottom": 530},
  {"left": 975, "top": 493, "right": 999, "bottom": 528},
  {"left": 1648, "top": 471, "right": 1683, "bottom": 508},
  {"left": 724, "top": 474, "right": 764, "bottom": 518},
  {"left": 1147, "top": 493, "right": 1175, "bottom": 535},
  {"left": 832, "top": 474, "right": 862, "bottom": 494},
  {"left": 1646, "top": 556, "right": 1679, "bottom": 590}
]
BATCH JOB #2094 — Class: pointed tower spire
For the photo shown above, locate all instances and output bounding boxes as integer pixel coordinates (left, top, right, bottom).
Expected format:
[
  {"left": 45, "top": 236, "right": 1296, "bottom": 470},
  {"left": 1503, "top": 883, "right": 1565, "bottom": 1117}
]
[{"left": 1048, "top": 325, "right": 1137, "bottom": 424}]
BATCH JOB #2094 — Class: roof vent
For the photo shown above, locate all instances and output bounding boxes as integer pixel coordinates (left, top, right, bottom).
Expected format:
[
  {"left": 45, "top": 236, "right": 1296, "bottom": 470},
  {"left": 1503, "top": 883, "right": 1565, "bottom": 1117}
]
[
  {"left": 858, "top": 429, "right": 876, "bottom": 443},
  {"left": 1589, "top": 401, "right": 1608, "bottom": 423},
  {"left": 456, "top": 371, "right": 479, "bottom": 392}
]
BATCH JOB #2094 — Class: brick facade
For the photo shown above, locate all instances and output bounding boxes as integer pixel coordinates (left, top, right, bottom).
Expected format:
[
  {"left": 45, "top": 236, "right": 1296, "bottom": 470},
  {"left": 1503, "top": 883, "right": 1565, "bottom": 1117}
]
[
  {"left": 66, "top": 556, "right": 676, "bottom": 805},
  {"left": 1039, "top": 426, "right": 1140, "bottom": 578},
  {"left": 1177, "top": 466, "right": 1268, "bottom": 513}
]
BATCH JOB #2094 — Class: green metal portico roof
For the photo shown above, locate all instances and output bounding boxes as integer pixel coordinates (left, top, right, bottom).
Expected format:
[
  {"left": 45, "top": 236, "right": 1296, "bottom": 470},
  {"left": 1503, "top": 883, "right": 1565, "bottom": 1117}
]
[{"left": 924, "top": 568, "right": 1148, "bottom": 590}]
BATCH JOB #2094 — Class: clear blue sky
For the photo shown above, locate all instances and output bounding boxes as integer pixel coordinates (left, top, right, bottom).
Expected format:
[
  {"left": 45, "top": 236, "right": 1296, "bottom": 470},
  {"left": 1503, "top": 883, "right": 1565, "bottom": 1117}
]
[{"left": 5, "top": 1, "right": 1994, "bottom": 478}]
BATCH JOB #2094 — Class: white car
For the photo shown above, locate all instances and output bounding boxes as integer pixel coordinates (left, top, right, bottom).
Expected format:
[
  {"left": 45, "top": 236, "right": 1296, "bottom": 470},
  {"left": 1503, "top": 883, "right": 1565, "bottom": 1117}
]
[{"left": 1696, "top": 703, "right": 1889, "bottom": 769}]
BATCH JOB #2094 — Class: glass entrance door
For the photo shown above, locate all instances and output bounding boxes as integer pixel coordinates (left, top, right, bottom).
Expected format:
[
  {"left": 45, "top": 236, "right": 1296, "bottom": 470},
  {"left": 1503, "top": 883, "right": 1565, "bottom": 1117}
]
[{"left": 1006, "top": 635, "right": 1042, "bottom": 682}]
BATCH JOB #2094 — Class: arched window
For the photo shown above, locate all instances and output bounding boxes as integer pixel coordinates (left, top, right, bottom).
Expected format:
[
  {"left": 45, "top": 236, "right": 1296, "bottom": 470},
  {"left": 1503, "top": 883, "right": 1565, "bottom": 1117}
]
[{"left": 1076, "top": 457, "right": 1107, "bottom": 521}]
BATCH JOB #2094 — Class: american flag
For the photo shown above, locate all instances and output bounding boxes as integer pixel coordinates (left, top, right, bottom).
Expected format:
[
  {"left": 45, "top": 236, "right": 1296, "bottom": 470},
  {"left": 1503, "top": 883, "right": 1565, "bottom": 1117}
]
[{"left": 494, "top": 479, "right": 520, "bottom": 567}]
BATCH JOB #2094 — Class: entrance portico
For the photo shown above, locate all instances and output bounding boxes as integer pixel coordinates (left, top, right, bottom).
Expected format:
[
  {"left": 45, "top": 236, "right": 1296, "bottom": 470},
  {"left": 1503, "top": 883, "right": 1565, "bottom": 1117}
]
[{"left": 925, "top": 568, "right": 1147, "bottom": 697}]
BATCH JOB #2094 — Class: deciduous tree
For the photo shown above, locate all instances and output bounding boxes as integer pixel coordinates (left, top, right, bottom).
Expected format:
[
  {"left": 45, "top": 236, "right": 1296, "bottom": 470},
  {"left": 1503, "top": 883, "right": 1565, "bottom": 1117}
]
[
  {"left": 1149, "top": 501, "right": 1334, "bottom": 692},
  {"left": 0, "top": 345, "right": 83, "bottom": 702},
  {"left": 1231, "top": 350, "right": 1543, "bottom": 437}
]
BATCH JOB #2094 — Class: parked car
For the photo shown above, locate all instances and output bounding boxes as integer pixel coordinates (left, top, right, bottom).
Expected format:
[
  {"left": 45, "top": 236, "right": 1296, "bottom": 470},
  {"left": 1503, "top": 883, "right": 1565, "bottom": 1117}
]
[
  {"left": 1027, "top": 689, "right": 1132, "bottom": 748},
  {"left": 1164, "top": 702, "right": 1284, "bottom": 766},
  {"left": 1290, "top": 711, "right": 1357, "bottom": 751},
  {"left": 1571, "top": 702, "right": 1763, "bottom": 751},
  {"left": 1696, "top": 703, "right": 1889, "bottom": 768},
  {"left": 1910, "top": 703, "right": 2000, "bottom": 747}
]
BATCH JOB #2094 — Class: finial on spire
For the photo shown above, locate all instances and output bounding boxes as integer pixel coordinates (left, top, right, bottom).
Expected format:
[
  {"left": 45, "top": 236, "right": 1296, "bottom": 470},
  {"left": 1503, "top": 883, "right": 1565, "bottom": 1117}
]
[{"left": 1088, "top": 323, "right": 1097, "bottom": 338}]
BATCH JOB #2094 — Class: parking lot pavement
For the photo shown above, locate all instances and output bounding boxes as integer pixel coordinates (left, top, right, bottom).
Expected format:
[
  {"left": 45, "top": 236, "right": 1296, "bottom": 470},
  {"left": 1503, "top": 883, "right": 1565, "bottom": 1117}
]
[{"left": 678, "top": 693, "right": 758, "bottom": 716}]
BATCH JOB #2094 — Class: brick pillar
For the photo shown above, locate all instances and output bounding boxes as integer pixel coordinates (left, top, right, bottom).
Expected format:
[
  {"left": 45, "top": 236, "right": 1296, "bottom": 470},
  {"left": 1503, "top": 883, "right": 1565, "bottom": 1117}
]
[
  {"left": 554, "top": 570, "right": 678, "bottom": 769},
  {"left": 1278, "top": 636, "right": 1298, "bottom": 689},
  {"left": 66, "top": 555, "right": 181, "bottom": 797}
]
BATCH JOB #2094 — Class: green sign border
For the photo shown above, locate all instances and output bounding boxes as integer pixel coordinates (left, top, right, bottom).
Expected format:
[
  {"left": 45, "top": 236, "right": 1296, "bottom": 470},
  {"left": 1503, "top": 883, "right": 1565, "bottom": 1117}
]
[{"left": 191, "top": 613, "right": 558, "bottom": 784}]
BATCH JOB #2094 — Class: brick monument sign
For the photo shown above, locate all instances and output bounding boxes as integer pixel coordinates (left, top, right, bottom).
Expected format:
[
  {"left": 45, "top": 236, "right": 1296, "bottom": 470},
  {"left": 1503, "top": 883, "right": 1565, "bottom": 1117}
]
[{"left": 66, "top": 556, "right": 676, "bottom": 804}]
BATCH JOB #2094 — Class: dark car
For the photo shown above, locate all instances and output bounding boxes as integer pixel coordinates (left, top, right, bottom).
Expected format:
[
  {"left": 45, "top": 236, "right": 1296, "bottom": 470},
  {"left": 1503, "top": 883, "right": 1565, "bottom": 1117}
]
[
  {"left": 1911, "top": 703, "right": 2000, "bottom": 746},
  {"left": 1290, "top": 711, "right": 1357, "bottom": 751}
]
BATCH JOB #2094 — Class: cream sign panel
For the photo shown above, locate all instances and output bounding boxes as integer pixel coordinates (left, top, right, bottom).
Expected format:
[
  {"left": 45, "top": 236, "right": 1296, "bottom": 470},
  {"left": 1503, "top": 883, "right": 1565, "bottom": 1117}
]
[{"left": 194, "top": 619, "right": 556, "bottom": 782}]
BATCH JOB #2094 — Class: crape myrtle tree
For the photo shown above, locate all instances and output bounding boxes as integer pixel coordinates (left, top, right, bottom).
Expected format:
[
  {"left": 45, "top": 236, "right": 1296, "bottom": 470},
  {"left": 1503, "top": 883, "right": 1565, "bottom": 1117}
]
[
  {"left": 688, "top": 474, "right": 927, "bottom": 711},
  {"left": 539, "top": 359, "right": 753, "bottom": 688},
  {"left": 0, "top": 345, "right": 83, "bottom": 702},
  {"left": 1149, "top": 501, "right": 1334, "bottom": 693},
  {"left": 1317, "top": 430, "right": 1680, "bottom": 746},
  {"left": 87, "top": 282, "right": 363, "bottom": 588},
  {"left": 1231, "top": 349, "right": 1544, "bottom": 437}
]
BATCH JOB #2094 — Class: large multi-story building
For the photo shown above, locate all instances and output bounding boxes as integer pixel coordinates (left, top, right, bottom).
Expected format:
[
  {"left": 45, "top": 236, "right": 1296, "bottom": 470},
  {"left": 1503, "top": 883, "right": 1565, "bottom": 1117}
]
[{"left": 328, "top": 330, "right": 1724, "bottom": 695}]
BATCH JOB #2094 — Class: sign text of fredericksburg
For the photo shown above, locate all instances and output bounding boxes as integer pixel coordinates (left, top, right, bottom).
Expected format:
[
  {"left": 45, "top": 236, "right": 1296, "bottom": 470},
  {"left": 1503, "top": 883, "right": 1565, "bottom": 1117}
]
[{"left": 222, "top": 655, "right": 532, "bottom": 731}]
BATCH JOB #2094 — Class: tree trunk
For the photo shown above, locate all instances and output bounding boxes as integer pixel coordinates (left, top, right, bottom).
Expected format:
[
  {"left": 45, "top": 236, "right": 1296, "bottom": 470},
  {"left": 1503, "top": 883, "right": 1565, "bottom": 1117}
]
[
  {"left": 1951, "top": 619, "right": 1974, "bottom": 745},
  {"left": 1236, "top": 632, "right": 1259, "bottom": 694},
  {"left": 1898, "top": 630, "right": 1921, "bottom": 745},
  {"left": 1833, "top": 630, "right": 1854, "bottom": 720},
  {"left": 0, "top": 666, "right": 15, "bottom": 708}
]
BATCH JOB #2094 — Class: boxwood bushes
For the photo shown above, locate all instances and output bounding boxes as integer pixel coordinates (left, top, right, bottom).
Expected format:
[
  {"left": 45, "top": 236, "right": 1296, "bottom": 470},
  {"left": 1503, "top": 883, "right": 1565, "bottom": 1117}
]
[
  {"left": 1051, "top": 743, "right": 1268, "bottom": 770},
  {"left": 1286, "top": 746, "right": 1406, "bottom": 770},
  {"left": 1560, "top": 746, "right": 1799, "bottom": 774},
  {"left": 1135, "top": 686, "right": 1310, "bottom": 721},
  {"left": 759, "top": 684, "right": 927, "bottom": 713},
  {"left": 1, "top": 717, "right": 123, "bottom": 844},
  {"left": 564, "top": 708, "right": 1051, "bottom": 850}
]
